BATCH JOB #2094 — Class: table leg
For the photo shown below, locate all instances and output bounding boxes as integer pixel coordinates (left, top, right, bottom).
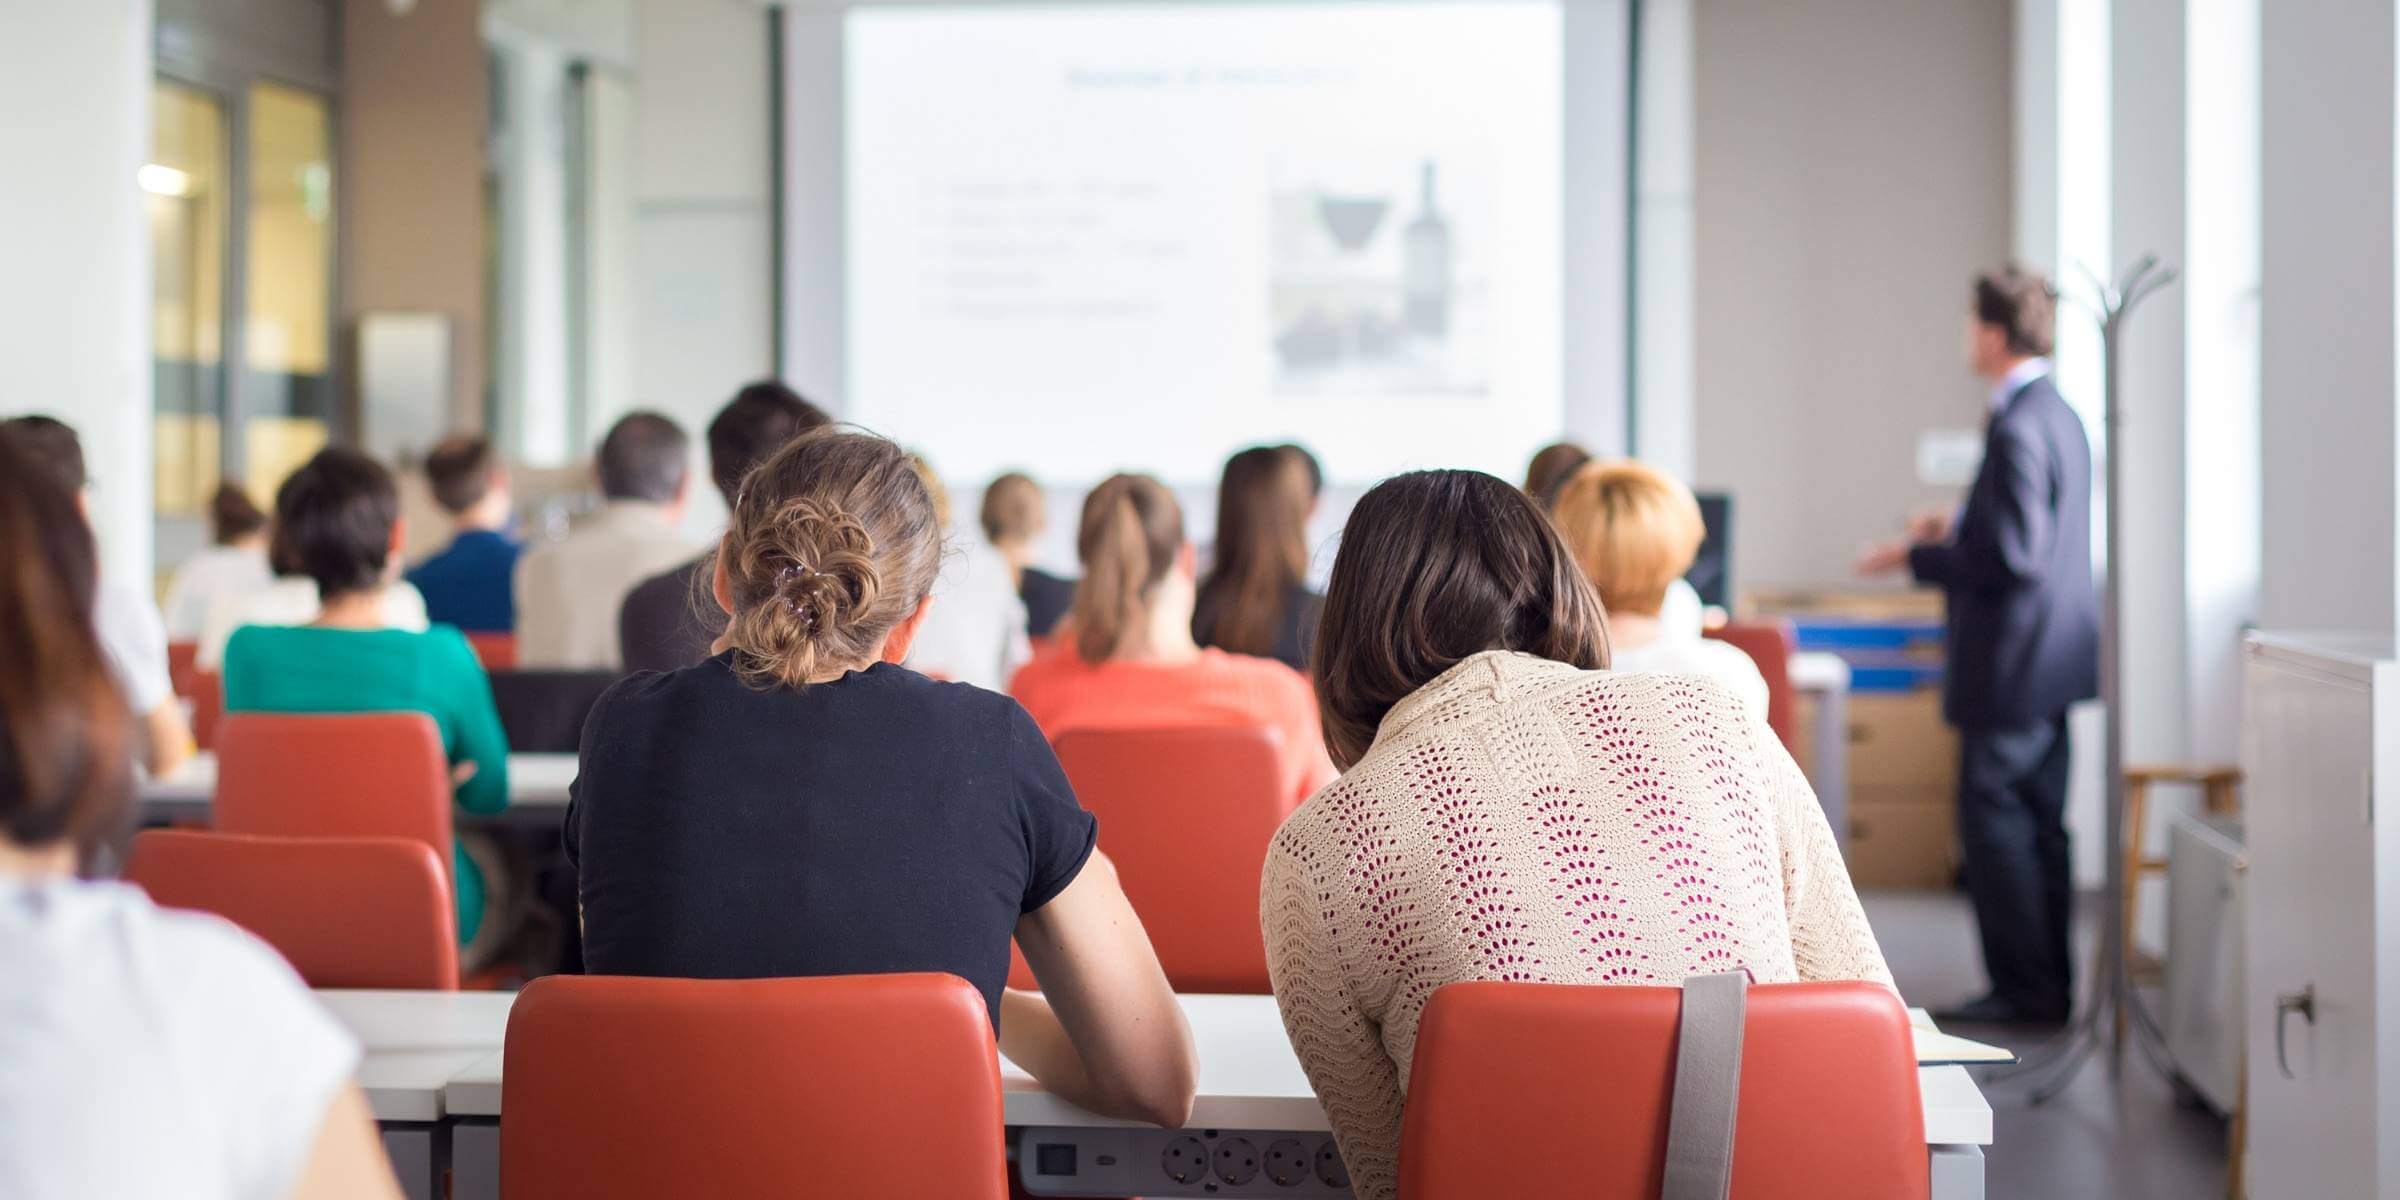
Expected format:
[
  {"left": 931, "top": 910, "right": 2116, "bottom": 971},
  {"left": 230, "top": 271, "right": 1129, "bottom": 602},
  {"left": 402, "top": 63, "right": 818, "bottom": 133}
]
[
  {"left": 452, "top": 1118, "right": 502, "bottom": 1200},
  {"left": 379, "top": 1123, "right": 447, "bottom": 1200},
  {"left": 1808, "top": 682, "right": 1851, "bottom": 849},
  {"left": 1930, "top": 1144, "right": 1985, "bottom": 1200}
]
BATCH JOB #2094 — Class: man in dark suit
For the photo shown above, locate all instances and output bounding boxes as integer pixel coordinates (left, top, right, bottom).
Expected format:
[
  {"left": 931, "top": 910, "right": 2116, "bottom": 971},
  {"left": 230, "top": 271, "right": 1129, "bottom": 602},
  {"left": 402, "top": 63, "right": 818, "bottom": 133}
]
[{"left": 1861, "top": 266, "right": 2099, "bottom": 1024}]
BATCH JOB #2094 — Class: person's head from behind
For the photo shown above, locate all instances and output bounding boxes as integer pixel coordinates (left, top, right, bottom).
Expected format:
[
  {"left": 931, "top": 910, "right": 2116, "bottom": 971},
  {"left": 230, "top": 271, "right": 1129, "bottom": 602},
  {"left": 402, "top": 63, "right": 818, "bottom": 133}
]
[
  {"left": 1550, "top": 460, "right": 1705, "bottom": 625},
  {"left": 208, "top": 483, "right": 268, "bottom": 548},
  {"left": 1277, "top": 443, "right": 1324, "bottom": 515},
  {"left": 1201, "top": 446, "right": 1312, "bottom": 657},
  {"left": 596, "top": 411, "right": 691, "bottom": 511},
  {"left": 1523, "top": 441, "right": 1592, "bottom": 510},
  {"left": 0, "top": 434, "right": 131, "bottom": 872},
  {"left": 706, "top": 381, "right": 832, "bottom": 508},
  {"left": 423, "top": 435, "right": 510, "bottom": 531},
  {"left": 1315, "top": 470, "right": 1610, "bottom": 769},
  {"left": 980, "top": 471, "right": 1046, "bottom": 562},
  {"left": 1072, "top": 473, "right": 1189, "bottom": 664},
  {"left": 713, "top": 429, "right": 944, "bottom": 689},
  {"left": 0, "top": 415, "right": 88, "bottom": 514},
  {"left": 1967, "top": 265, "right": 2056, "bottom": 380},
  {"left": 270, "top": 448, "right": 402, "bottom": 602}
]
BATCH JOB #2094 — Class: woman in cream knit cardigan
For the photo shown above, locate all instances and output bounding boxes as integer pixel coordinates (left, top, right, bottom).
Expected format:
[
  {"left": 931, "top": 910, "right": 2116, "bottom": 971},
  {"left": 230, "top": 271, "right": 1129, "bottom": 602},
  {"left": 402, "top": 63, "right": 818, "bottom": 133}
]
[{"left": 1259, "top": 470, "right": 1892, "bottom": 1200}]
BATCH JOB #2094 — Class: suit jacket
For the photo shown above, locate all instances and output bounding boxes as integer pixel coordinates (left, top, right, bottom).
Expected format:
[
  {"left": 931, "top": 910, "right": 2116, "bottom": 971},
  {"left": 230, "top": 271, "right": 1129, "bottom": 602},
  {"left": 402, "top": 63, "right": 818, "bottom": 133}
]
[
  {"left": 1909, "top": 375, "right": 2100, "bottom": 730},
  {"left": 514, "top": 501, "right": 696, "bottom": 670},
  {"left": 617, "top": 554, "right": 721, "bottom": 676}
]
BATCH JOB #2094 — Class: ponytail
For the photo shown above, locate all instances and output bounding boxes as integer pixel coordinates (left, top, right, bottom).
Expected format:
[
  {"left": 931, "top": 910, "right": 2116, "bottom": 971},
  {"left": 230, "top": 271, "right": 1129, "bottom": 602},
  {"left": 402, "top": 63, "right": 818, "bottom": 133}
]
[{"left": 1071, "top": 474, "right": 1183, "bottom": 663}]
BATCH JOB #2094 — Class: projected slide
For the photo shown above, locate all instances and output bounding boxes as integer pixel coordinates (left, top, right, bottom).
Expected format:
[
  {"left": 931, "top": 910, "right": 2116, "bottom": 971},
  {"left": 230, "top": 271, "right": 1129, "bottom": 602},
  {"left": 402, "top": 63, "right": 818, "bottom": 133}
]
[{"left": 844, "top": 2, "right": 1563, "bottom": 486}]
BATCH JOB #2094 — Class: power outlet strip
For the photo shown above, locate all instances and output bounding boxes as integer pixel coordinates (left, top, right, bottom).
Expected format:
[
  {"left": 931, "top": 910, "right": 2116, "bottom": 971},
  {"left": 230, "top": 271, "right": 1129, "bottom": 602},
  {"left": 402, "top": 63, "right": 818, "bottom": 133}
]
[{"left": 1015, "top": 1125, "right": 1354, "bottom": 1197}]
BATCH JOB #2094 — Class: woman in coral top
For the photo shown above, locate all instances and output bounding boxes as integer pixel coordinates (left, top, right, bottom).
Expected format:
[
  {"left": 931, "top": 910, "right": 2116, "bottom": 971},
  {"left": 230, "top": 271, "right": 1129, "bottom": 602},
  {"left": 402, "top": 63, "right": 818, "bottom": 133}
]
[
  {"left": 1009, "top": 473, "right": 1335, "bottom": 808},
  {"left": 1260, "top": 470, "right": 1891, "bottom": 1200}
]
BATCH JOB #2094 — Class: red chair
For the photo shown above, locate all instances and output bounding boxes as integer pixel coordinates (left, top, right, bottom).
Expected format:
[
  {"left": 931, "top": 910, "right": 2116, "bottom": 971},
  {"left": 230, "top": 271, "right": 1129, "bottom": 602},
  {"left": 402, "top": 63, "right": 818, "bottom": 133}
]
[
  {"left": 1012, "top": 725, "right": 1289, "bottom": 994},
  {"left": 122, "top": 829, "right": 458, "bottom": 989},
  {"left": 167, "top": 639, "right": 199, "bottom": 695},
  {"left": 1402, "top": 980, "right": 1927, "bottom": 1199},
  {"left": 188, "top": 671, "right": 224, "bottom": 751},
  {"left": 1708, "top": 618, "right": 1799, "bottom": 755},
  {"left": 212, "top": 711, "right": 455, "bottom": 886},
  {"left": 503, "top": 973, "right": 1006, "bottom": 1200},
  {"left": 465, "top": 632, "right": 519, "bottom": 672}
]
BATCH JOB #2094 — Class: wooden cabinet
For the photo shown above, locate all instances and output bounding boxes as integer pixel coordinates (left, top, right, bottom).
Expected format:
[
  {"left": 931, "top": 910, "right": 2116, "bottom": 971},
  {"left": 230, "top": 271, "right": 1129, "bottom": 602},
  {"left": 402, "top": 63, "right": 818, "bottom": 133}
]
[{"left": 2242, "top": 633, "right": 2395, "bottom": 1196}]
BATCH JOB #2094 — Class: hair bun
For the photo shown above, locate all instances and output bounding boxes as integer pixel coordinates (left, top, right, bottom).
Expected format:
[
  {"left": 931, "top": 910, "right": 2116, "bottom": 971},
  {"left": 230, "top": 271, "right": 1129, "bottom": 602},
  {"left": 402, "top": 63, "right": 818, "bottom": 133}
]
[{"left": 761, "top": 499, "right": 881, "bottom": 641}]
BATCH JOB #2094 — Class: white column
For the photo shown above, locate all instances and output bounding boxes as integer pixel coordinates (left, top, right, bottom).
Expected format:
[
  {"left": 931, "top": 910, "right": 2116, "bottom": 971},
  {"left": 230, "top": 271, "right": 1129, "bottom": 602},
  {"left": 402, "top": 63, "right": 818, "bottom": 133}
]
[
  {"left": 2257, "top": 0, "right": 2397, "bottom": 634},
  {"left": 1630, "top": 0, "right": 1694, "bottom": 481},
  {"left": 2181, "top": 0, "right": 2260, "bottom": 754},
  {"left": 0, "top": 0, "right": 154, "bottom": 586},
  {"left": 2113, "top": 0, "right": 2189, "bottom": 771}
]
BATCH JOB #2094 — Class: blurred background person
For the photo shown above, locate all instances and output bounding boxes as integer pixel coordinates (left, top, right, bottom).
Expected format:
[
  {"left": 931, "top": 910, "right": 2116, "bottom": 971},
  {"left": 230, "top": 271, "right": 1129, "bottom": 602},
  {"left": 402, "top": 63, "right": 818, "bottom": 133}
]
[
  {"left": 980, "top": 471, "right": 1077, "bottom": 640},
  {"left": 1522, "top": 440, "right": 1592, "bottom": 509},
  {"left": 1858, "top": 266, "right": 2096, "bottom": 1026},
  {"left": 1010, "top": 473, "right": 1334, "bottom": 808},
  {"left": 1194, "top": 445, "right": 1322, "bottom": 671},
  {"left": 904, "top": 454, "right": 1031, "bottom": 689},
  {"left": 1552, "top": 459, "right": 1768, "bottom": 724},
  {"left": 161, "top": 483, "right": 271, "bottom": 641},
  {"left": 406, "top": 435, "right": 519, "bottom": 634},
  {"left": 0, "top": 416, "right": 193, "bottom": 778},
  {"left": 517, "top": 411, "right": 696, "bottom": 670},
  {"left": 620, "top": 383, "right": 831, "bottom": 674}
]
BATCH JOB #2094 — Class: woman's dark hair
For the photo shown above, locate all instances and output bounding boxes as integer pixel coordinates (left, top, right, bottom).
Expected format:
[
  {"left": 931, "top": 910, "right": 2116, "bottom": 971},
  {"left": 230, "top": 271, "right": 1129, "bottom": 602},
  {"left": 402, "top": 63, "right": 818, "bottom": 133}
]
[
  {"left": 1071, "top": 473, "right": 1183, "bottom": 664},
  {"left": 707, "top": 381, "right": 833, "bottom": 507},
  {"left": 0, "top": 432, "right": 132, "bottom": 863},
  {"left": 208, "top": 482, "right": 268, "bottom": 545},
  {"left": 269, "top": 447, "right": 401, "bottom": 599},
  {"left": 1314, "top": 470, "right": 1611, "bottom": 769},
  {"left": 1195, "top": 446, "right": 1312, "bottom": 659}
]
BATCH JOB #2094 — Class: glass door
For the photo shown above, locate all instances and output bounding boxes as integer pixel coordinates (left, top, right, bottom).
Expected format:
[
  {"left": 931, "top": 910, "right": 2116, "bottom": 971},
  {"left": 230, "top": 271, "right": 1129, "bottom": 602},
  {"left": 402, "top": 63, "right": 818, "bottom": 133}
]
[
  {"left": 241, "top": 79, "right": 336, "bottom": 502},
  {"left": 148, "top": 78, "right": 230, "bottom": 565}
]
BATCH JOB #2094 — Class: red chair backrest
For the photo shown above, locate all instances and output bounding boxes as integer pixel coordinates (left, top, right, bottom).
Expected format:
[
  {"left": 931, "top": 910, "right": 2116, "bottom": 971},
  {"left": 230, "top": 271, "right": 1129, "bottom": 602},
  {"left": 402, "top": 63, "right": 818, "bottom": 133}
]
[
  {"left": 1033, "top": 724, "right": 1289, "bottom": 994},
  {"left": 188, "top": 670, "right": 224, "bottom": 750},
  {"left": 1402, "top": 980, "right": 1927, "bottom": 1199},
  {"left": 465, "top": 632, "right": 519, "bottom": 672},
  {"left": 123, "top": 829, "right": 458, "bottom": 989},
  {"left": 1707, "top": 619, "right": 1799, "bottom": 755},
  {"left": 167, "top": 640, "right": 200, "bottom": 695},
  {"left": 503, "top": 973, "right": 1006, "bottom": 1200},
  {"left": 212, "top": 712, "right": 454, "bottom": 882}
]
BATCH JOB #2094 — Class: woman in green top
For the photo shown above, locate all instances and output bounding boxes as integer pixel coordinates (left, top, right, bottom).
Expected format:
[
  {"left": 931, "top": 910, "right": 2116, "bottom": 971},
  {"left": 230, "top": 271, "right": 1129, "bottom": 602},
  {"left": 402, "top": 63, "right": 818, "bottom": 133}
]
[{"left": 221, "top": 447, "right": 510, "bottom": 948}]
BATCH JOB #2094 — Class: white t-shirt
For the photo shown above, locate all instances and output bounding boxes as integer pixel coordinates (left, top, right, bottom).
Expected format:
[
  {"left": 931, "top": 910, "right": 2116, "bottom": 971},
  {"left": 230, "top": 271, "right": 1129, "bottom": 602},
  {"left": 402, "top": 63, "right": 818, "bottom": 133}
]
[
  {"left": 196, "top": 579, "right": 431, "bottom": 671},
  {"left": 1609, "top": 636, "right": 1774, "bottom": 728},
  {"left": 164, "top": 544, "right": 273, "bottom": 640},
  {"left": 94, "top": 577, "right": 176, "bottom": 715},
  {"left": 0, "top": 876, "right": 360, "bottom": 1200},
  {"left": 907, "top": 536, "right": 1032, "bottom": 691}
]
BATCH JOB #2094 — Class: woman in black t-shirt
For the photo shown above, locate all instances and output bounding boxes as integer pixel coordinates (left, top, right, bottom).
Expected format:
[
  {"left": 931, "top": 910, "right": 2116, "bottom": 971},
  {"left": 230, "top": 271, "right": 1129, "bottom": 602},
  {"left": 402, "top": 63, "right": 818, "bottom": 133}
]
[{"left": 567, "top": 428, "right": 1197, "bottom": 1128}]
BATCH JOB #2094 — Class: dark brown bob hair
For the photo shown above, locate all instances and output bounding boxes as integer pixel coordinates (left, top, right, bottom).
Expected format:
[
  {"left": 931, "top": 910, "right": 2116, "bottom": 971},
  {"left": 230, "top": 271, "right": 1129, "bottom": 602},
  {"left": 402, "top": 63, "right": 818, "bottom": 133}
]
[{"left": 1313, "top": 469, "right": 1611, "bottom": 769}]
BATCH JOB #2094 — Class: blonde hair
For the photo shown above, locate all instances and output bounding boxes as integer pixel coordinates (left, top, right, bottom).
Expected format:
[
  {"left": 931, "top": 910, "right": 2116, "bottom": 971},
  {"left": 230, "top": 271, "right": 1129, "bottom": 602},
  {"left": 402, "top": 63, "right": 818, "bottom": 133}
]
[
  {"left": 719, "top": 429, "right": 943, "bottom": 689},
  {"left": 1071, "top": 473, "right": 1183, "bottom": 664},
  {"left": 1550, "top": 459, "right": 1705, "bottom": 617},
  {"left": 980, "top": 471, "right": 1045, "bottom": 547},
  {"left": 907, "top": 453, "right": 954, "bottom": 529}
]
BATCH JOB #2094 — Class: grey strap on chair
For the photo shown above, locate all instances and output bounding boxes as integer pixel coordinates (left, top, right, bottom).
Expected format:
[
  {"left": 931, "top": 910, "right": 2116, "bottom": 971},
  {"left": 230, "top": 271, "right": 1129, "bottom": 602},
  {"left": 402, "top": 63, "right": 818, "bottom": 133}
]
[{"left": 1662, "top": 970, "right": 1750, "bottom": 1200}]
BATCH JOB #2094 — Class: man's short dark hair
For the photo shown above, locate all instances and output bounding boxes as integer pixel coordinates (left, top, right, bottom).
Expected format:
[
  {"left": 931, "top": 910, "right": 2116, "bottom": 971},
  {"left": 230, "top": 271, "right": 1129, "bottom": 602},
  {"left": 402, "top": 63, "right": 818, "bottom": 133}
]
[
  {"left": 0, "top": 415, "right": 86, "bottom": 495},
  {"left": 270, "top": 447, "right": 399, "bottom": 598},
  {"left": 424, "top": 435, "right": 499, "bottom": 515},
  {"left": 1974, "top": 266, "right": 2057, "bottom": 358},
  {"left": 1277, "top": 443, "right": 1323, "bottom": 500},
  {"left": 706, "top": 381, "right": 832, "bottom": 505},
  {"left": 596, "top": 411, "right": 690, "bottom": 503}
]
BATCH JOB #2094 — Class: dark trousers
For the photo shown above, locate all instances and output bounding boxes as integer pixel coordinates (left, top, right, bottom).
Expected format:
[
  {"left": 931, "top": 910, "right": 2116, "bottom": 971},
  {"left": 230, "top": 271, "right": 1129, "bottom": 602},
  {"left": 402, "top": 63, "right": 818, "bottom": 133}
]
[{"left": 1957, "top": 714, "right": 2074, "bottom": 1015}]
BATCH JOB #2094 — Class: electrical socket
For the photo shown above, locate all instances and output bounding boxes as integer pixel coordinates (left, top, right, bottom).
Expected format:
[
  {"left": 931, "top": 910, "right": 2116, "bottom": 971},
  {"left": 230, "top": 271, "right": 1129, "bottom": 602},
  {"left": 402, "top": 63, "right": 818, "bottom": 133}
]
[
  {"left": 1264, "top": 1138, "right": 1312, "bottom": 1187},
  {"left": 1213, "top": 1136, "right": 1261, "bottom": 1186},
  {"left": 1161, "top": 1135, "right": 1209, "bottom": 1185}
]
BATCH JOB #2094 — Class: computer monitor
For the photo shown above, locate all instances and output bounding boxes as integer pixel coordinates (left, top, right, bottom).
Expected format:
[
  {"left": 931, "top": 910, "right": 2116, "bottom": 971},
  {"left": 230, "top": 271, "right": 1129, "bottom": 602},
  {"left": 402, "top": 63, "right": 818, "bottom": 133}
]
[{"left": 1688, "top": 492, "right": 1732, "bottom": 610}]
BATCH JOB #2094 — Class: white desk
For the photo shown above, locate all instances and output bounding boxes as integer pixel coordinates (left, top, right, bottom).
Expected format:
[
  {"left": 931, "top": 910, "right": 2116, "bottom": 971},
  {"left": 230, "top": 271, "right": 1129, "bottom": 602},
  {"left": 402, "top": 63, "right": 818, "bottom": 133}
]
[
  {"left": 318, "top": 990, "right": 517, "bottom": 1200},
  {"left": 140, "top": 752, "right": 580, "bottom": 826},
  {"left": 327, "top": 990, "right": 1992, "bottom": 1200}
]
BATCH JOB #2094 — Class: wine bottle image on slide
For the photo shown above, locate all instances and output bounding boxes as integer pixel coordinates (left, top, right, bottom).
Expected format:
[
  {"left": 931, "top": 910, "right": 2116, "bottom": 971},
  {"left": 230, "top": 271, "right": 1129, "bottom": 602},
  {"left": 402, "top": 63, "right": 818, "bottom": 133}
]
[{"left": 1403, "top": 159, "right": 1452, "bottom": 338}]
